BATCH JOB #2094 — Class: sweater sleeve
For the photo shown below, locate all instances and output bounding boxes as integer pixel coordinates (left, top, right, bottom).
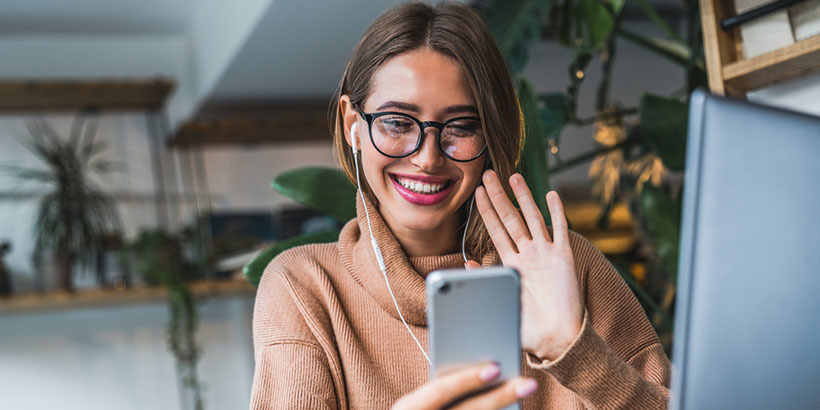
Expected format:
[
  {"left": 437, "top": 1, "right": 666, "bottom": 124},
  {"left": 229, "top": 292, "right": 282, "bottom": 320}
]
[
  {"left": 251, "top": 342, "right": 337, "bottom": 409},
  {"left": 250, "top": 253, "right": 340, "bottom": 410},
  {"left": 525, "top": 232, "right": 671, "bottom": 409}
]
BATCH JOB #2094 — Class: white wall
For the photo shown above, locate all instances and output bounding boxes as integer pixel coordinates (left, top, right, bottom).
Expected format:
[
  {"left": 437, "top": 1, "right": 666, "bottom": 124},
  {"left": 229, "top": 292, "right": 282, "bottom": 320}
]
[
  {"left": 0, "top": 295, "right": 255, "bottom": 410},
  {"left": 200, "top": 143, "right": 336, "bottom": 211},
  {"left": 184, "top": 0, "right": 273, "bottom": 117},
  {"left": 747, "top": 71, "right": 820, "bottom": 117}
]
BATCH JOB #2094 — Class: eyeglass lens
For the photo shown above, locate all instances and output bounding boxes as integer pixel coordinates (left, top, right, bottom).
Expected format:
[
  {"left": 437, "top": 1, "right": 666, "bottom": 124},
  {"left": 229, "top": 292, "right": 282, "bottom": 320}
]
[{"left": 371, "top": 114, "right": 485, "bottom": 161}]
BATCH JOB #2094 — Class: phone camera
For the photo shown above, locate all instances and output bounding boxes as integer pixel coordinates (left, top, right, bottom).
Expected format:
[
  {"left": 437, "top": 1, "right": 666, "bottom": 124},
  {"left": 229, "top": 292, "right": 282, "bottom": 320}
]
[{"left": 439, "top": 282, "right": 451, "bottom": 294}]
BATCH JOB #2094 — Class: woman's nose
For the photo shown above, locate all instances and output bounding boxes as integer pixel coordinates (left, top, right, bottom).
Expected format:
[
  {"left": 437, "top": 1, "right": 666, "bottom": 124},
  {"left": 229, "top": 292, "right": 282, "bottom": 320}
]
[{"left": 409, "top": 128, "right": 445, "bottom": 170}]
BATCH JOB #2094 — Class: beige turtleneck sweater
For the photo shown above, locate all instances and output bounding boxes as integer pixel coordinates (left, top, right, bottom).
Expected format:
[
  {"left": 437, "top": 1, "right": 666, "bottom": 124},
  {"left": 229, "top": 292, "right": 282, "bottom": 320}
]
[{"left": 251, "top": 196, "right": 671, "bottom": 409}]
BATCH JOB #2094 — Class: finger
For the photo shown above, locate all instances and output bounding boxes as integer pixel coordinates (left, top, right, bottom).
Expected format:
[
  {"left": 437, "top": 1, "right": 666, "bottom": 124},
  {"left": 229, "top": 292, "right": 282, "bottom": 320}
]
[
  {"left": 475, "top": 186, "right": 517, "bottom": 256},
  {"left": 546, "top": 191, "right": 570, "bottom": 244},
  {"left": 449, "top": 377, "right": 538, "bottom": 410},
  {"left": 394, "top": 363, "right": 500, "bottom": 409},
  {"left": 509, "top": 173, "right": 550, "bottom": 242},
  {"left": 465, "top": 260, "right": 481, "bottom": 269},
  {"left": 482, "top": 170, "right": 531, "bottom": 244}
]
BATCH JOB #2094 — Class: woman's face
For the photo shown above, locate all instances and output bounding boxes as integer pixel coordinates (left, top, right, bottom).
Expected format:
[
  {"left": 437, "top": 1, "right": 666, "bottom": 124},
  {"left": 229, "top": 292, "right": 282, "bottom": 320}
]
[{"left": 343, "top": 48, "right": 486, "bottom": 240}]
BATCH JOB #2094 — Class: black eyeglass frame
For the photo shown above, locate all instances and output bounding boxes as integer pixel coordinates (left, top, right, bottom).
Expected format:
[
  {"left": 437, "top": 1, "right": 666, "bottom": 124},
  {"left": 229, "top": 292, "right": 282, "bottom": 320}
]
[{"left": 355, "top": 105, "right": 488, "bottom": 163}]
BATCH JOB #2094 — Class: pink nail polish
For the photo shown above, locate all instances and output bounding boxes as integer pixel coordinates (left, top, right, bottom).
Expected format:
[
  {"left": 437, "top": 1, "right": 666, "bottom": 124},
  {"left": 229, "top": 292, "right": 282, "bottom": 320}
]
[
  {"left": 479, "top": 363, "right": 500, "bottom": 381},
  {"left": 515, "top": 379, "right": 538, "bottom": 398}
]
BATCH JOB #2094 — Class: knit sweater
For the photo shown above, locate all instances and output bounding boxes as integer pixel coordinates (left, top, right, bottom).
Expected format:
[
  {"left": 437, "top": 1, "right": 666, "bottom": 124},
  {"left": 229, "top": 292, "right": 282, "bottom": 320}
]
[{"left": 251, "top": 196, "right": 671, "bottom": 409}]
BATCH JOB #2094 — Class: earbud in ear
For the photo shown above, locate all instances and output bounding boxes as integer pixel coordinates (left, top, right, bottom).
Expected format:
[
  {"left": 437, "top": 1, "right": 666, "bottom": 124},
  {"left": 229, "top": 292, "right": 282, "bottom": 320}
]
[{"left": 350, "top": 123, "right": 358, "bottom": 152}]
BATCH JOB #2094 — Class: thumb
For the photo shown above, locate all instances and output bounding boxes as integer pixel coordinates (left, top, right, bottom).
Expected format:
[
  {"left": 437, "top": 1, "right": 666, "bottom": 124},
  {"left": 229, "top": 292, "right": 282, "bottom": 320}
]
[{"left": 464, "top": 260, "right": 481, "bottom": 270}]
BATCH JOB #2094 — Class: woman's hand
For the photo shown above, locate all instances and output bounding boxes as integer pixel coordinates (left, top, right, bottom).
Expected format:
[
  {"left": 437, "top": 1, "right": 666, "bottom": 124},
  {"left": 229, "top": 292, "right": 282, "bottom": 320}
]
[
  {"left": 469, "top": 170, "right": 584, "bottom": 361},
  {"left": 392, "top": 362, "right": 537, "bottom": 410}
]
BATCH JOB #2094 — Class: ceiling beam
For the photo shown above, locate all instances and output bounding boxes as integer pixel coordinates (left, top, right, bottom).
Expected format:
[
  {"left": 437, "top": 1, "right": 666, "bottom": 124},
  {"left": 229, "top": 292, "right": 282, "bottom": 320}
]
[
  {"left": 168, "top": 115, "right": 332, "bottom": 147},
  {"left": 0, "top": 77, "right": 174, "bottom": 111}
]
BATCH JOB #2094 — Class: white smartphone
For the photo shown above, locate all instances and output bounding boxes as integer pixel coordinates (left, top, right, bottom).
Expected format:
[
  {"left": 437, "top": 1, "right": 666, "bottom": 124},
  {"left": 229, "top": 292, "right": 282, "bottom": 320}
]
[{"left": 426, "top": 267, "right": 521, "bottom": 409}]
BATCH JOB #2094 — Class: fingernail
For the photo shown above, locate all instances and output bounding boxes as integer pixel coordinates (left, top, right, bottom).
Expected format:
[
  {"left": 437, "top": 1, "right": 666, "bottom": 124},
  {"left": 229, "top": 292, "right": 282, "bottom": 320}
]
[
  {"left": 515, "top": 379, "right": 538, "bottom": 398},
  {"left": 479, "top": 363, "right": 500, "bottom": 382}
]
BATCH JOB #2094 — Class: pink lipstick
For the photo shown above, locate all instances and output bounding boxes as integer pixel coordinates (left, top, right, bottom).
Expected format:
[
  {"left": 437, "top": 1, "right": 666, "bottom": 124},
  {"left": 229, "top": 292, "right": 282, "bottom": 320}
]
[{"left": 389, "top": 173, "right": 457, "bottom": 206}]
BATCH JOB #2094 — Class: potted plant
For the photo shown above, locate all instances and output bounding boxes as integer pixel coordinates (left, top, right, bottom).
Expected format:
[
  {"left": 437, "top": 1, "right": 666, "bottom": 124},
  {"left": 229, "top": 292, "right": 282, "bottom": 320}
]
[{"left": 12, "top": 118, "right": 121, "bottom": 292}]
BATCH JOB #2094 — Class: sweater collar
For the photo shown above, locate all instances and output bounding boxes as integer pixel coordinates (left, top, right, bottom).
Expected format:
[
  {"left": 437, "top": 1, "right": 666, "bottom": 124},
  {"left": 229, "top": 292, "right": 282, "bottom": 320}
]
[{"left": 338, "top": 194, "right": 498, "bottom": 326}]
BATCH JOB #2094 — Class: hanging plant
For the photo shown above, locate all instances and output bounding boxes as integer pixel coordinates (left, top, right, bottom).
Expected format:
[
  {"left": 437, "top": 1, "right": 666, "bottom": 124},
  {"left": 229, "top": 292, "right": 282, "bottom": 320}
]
[{"left": 127, "top": 229, "right": 205, "bottom": 410}]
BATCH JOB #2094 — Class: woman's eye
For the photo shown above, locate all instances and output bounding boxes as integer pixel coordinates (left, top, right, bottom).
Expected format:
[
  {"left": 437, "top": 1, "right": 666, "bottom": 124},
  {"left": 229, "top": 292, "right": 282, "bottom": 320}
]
[
  {"left": 383, "top": 119, "right": 414, "bottom": 131},
  {"left": 445, "top": 121, "right": 481, "bottom": 136}
]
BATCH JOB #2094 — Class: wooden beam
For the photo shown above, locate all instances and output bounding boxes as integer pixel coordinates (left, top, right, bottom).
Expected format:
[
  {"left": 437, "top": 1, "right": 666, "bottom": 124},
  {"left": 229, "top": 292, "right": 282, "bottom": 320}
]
[
  {"left": 0, "top": 278, "right": 255, "bottom": 316},
  {"left": 0, "top": 77, "right": 175, "bottom": 111},
  {"left": 700, "top": 0, "right": 743, "bottom": 96},
  {"left": 169, "top": 115, "right": 332, "bottom": 146},
  {"left": 723, "top": 34, "right": 820, "bottom": 92}
]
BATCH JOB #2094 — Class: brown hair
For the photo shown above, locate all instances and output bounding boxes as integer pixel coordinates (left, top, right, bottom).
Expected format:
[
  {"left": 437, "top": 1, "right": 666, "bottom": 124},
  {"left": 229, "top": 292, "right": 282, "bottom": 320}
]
[{"left": 329, "top": 1, "right": 523, "bottom": 258}]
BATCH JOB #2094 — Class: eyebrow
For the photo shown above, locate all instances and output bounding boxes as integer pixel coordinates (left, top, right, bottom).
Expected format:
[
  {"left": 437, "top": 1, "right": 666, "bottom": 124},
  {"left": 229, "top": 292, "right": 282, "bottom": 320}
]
[{"left": 374, "top": 100, "right": 479, "bottom": 115}]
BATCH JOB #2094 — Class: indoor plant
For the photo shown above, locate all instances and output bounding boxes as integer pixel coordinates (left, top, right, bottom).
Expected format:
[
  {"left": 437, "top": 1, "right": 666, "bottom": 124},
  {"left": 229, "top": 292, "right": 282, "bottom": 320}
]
[
  {"left": 126, "top": 228, "right": 206, "bottom": 410},
  {"left": 11, "top": 117, "right": 121, "bottom": 292}
]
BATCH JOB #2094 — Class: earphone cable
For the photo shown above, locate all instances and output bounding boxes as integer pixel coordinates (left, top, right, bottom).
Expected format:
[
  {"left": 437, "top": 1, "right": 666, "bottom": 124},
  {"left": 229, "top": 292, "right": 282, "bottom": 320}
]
[
  {"left": 352, "top": 147, "right": 432, "bottom": 365},
  {"left": 461, "top": 195, "right": 475, "bottom": 263}
]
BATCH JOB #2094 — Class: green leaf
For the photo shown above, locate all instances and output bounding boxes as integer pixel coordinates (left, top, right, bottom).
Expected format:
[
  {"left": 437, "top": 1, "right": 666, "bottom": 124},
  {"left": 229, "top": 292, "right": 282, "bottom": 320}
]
[
  {"left": 617, "top": 28, "right": 698, "bottom": 69},
  {"left": 581, "top": 0, "right": 613, "bottom": 49},
  {"left": 632, "top": 0, "right": 685, "bottom": 43},
  {"left": 639, "top": 185, "right": 681, "bottom": 281},
  {"left": 539, "top": 93, "right": 570, "bottom": 137},
  {"left": 481, "top": 0, "right": 553, "bottom": 73},
  {"left": 272, "top": 167, "right": 357, "bottom": 223},
  {"left": 638, "top": 94, "right": 689, "bottom": 172},
  {"left": 517, "top": 78, "right": 553, "bottom": 223},
  {"left": 243, "top": 230, "right": 341, "bottom": 287},
  {"left": 550, "top": 0, "right": 625, "bottom": 51}
]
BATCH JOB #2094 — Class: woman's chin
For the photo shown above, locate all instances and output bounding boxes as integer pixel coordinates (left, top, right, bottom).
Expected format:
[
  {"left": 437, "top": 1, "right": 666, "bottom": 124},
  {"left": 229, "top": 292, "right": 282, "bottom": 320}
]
[{"left": 390, "top": 214, "right": 448, "bottom": 233}]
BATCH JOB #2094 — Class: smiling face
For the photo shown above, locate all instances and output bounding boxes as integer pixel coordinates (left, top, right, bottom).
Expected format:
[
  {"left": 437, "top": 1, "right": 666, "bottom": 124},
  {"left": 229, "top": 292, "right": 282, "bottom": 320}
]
[{"left": 341, "top": 48, "right": 486, "bottom": 250}]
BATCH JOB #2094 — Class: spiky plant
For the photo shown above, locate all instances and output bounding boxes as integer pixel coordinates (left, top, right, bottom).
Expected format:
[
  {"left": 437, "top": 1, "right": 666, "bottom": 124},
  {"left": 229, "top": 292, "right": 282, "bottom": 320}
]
[{"left": 13, "top": 117, "right": 121, "bottom": 292}]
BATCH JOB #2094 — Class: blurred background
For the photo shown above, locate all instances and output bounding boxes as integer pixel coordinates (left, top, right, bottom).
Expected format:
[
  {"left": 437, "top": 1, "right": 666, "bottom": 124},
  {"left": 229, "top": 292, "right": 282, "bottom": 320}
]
[{"left": 1, "top": 0, "right": 818, "bottom": 409}]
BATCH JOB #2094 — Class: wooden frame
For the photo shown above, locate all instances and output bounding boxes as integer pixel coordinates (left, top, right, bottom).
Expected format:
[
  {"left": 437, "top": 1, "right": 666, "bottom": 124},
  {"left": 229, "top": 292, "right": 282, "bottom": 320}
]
[
  {"left": 700, "top": 0, "right": 820, "bottom": 96},
  {"left": 0, "top": 78, "right": 174, "bottom": 111},
  {"left": 168, "top": 115, "right": 331, "bottom": 146}
]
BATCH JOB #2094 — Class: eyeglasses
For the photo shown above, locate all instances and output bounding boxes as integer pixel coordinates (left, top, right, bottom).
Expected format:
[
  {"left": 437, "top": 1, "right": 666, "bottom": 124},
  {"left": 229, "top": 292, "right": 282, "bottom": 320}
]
[{"left": 355, "top": 105, "right": 487, "bottom": 162}]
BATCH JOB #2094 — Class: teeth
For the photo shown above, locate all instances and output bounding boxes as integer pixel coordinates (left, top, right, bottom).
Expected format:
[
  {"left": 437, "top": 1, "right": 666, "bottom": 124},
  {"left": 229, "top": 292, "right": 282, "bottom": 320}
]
[{"left": 396, "top": 176, "right": 447, "bottom": 194}]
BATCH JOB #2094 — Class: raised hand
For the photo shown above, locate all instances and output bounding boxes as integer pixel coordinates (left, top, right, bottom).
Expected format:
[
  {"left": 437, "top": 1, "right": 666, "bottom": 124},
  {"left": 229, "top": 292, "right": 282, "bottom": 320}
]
[{"left": 470, "top": 170, "right": 583, "bottom": 361}]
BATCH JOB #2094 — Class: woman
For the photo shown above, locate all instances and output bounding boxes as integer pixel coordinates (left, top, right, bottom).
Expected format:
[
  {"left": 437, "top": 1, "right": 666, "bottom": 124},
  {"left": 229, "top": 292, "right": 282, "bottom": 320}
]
[{"left": 251, "top": 2, "right": 670, "bottom": 409}]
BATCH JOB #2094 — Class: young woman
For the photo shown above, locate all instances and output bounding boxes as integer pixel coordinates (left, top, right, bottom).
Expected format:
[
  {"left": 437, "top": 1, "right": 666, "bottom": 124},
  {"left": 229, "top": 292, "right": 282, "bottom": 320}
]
[{"left": 251, "top": 2, "right": 670, "bottom": 409}]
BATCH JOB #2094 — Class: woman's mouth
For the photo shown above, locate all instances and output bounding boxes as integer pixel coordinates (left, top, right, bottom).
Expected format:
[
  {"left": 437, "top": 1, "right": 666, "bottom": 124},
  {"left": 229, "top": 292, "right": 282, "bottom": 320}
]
[{"left": 389, "top": 173, "right": 457, "bottom": 205}]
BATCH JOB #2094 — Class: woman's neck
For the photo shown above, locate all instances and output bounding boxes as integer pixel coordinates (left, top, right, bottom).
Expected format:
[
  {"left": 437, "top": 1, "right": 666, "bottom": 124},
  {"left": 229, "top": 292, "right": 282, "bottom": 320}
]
[{"left": 379, "top": 209, "right": 461, "bottom": 257}]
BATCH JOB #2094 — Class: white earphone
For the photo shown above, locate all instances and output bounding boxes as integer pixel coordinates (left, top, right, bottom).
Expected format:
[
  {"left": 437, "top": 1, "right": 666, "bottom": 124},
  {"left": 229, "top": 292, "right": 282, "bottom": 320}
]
[
  {"left": 351, "top": 122, "right": 431, "bottom": 364},
  {"left": 350, "top": 122, "right": 359, "bottom": 152}
]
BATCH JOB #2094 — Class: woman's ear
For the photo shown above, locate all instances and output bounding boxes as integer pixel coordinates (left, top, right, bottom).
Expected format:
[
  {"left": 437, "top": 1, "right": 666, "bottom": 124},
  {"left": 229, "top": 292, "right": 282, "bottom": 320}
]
[{"left": 339, "top": 95, "right": 360, "bottom": 150}]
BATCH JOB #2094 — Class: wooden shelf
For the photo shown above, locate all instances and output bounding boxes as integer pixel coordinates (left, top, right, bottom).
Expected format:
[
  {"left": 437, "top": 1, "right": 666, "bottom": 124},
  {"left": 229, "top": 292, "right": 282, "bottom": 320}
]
[
  {"left": 168, "top": 115, "right": 331, "bottom": 146},
  {"left": 0, "top": 278, "right": 255, "bottom": 316},
  {"left": 723, "top": 34, "right": 820, "bottom": 91},
  {"left": 0, "top": 77, "right": 175, "bottom": 111},
  {"left": 700, "top": 0, "right": 820, "bottom": 96}
]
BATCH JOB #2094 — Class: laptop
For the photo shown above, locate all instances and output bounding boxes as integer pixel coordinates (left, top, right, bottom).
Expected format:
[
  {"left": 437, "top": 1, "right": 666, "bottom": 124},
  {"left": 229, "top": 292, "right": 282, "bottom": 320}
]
[{"left": 671, "top": 90, "right": 820, "bottom": 409}]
